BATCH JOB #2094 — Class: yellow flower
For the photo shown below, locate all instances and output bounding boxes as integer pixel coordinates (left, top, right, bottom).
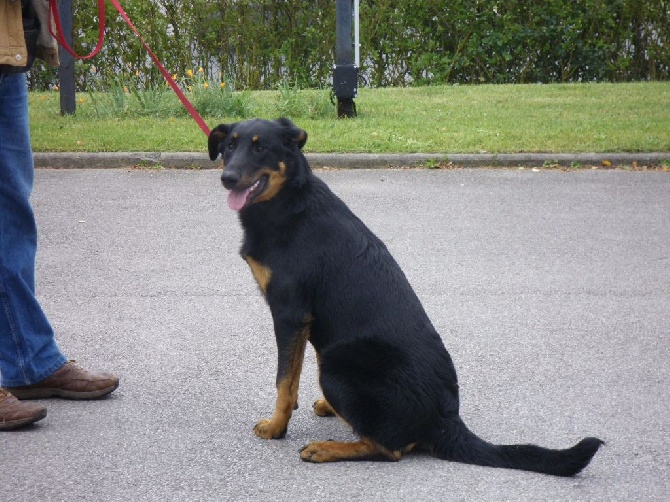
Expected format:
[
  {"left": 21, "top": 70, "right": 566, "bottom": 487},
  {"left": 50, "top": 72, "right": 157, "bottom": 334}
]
[
  {"left": 78, "top": 97, "right": 86, "bottom": 104},
  {"left": 123, "top": 86, "right": 129, "bottom": 93},
  {"left": 172, "top": 74, "right": 177, "bottom": 81},
  {"left": 198, "top": 67, "right": 204, "bottom": 74},
  {"left": 187, "top": 85, "right": 193, "bottom": 92},
  {"left": 203, "top": 82, "right": 209, "bottom": 89},
  {"left": 187, "top": 69, "right": 194, "bottom": 77},
  {"left": 135, "top": 70, "right": 140, "bottom": 77},
  {"left": 220, "top": 82, "right": 226, "bottom": 89}
]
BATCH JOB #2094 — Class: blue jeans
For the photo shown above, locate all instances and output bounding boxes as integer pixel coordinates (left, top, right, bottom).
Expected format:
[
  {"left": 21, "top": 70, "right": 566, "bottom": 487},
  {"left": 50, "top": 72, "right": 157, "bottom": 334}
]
[{"left": 0, "top": 73, "right": 67, "bottom": 387}]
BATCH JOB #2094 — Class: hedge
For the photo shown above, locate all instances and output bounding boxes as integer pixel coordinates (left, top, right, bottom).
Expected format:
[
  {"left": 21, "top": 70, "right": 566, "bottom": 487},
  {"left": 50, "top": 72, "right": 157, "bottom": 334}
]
[{"left": 28, "top": 0, "right": 669, "bottom": 91}]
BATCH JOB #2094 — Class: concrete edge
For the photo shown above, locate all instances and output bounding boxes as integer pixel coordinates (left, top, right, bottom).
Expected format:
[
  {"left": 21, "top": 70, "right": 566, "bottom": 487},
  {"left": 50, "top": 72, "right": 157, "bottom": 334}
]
[{"left": 33, "top": 151, "right": 670, "bottom": 170}]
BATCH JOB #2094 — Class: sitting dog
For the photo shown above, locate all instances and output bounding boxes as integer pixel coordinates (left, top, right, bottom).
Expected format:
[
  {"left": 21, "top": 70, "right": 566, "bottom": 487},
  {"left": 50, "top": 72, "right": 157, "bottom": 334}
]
[{"left": 208, "top": 118, "right": 603, "bottom": 476}]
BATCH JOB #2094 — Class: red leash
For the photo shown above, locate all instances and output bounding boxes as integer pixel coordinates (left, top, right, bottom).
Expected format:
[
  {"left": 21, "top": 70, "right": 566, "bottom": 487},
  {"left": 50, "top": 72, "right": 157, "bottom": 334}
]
[
  {"left": 48, "top": 0, "right": 105, "bottom": 60},
  {"left": 48, "top": 0, "right": 211, "bottom": 136}
]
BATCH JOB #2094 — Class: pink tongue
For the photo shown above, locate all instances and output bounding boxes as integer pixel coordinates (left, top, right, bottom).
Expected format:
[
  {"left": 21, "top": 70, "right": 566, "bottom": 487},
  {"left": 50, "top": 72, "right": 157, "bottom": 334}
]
[{"left": 227, "top": 187, "right": 252, "bottom": 211}]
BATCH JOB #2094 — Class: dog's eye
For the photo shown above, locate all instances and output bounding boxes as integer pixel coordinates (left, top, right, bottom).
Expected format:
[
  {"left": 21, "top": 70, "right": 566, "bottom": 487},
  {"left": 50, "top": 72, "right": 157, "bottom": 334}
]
[
  {"left": 254, "top": 145, "right": 265, "bottom": 153},
  {"left": 227, "top": 142, "right": 235, "bottom": 150}
]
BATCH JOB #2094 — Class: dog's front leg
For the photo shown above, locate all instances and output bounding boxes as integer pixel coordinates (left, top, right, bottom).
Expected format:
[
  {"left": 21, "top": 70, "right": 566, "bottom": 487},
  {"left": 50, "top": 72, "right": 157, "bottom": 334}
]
[{"left": 254, "top": 317, "right": 311, "bottom": 439}]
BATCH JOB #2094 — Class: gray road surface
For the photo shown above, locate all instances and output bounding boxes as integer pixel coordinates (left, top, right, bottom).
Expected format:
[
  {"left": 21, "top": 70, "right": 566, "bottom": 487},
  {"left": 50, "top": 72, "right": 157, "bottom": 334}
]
[{"left": 1, "top": 168, "right": 669, "bottom": 501}]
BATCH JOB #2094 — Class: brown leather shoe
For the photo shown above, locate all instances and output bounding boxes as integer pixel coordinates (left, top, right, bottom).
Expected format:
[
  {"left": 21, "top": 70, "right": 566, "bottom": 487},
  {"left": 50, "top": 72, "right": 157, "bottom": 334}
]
[
  {"left": 5, "top": 360, "right": 119, "bottom": 400},
  {"left": 0, "top": 389, "right": 47, "bottom": 430}
]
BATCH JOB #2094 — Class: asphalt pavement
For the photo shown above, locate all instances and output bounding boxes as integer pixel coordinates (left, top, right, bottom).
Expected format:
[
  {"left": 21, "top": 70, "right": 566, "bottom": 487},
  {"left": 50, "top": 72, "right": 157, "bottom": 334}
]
[{"left": 1, "top": 166, "right": 669, "bottom": 501}]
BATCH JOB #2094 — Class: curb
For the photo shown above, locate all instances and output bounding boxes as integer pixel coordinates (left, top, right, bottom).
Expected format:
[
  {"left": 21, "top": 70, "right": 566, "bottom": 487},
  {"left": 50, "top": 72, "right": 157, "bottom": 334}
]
[{"left": 33, "top": 151, "right": 670, "bottom": 170}]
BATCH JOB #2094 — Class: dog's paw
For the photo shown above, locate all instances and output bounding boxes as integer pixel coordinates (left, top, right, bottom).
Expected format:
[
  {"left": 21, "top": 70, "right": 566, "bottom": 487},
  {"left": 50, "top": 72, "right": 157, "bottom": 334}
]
[
  {"left": 312, "top": 398, "right": 335, "bottom": 417},
  {"left": 299, "top": 442, "right": 332, "bottom": 463},
  {"left": 254, "top": 418, "right": 287, "bottom": 439},
  {"left": 300, "top": 440, "right": 402, "bottom": 463}
]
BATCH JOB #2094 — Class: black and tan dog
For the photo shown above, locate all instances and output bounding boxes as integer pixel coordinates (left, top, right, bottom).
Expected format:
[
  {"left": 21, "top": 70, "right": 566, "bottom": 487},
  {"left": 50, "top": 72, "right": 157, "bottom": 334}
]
[{"left": 208, "top": 118, "right": 603, "bottom": 476}]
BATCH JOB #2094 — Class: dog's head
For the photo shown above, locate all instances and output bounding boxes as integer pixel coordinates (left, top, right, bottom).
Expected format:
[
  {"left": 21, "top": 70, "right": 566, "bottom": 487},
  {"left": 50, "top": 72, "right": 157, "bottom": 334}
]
[{"left": 208, "top": 118, "right": 309, "bottom": 212}]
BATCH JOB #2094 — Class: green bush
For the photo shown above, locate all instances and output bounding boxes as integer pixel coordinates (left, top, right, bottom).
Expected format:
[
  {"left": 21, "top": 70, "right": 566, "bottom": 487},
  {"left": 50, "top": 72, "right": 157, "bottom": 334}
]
[{"left": 27, "top": 0, "right": 669, "bottom": 92}]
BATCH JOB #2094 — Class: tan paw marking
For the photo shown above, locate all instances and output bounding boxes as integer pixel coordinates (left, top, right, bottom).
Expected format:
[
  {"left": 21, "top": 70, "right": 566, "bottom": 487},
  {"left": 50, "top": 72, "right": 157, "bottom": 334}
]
[{"left": 254, "top": 418, "right": 287, "bottom": 439}]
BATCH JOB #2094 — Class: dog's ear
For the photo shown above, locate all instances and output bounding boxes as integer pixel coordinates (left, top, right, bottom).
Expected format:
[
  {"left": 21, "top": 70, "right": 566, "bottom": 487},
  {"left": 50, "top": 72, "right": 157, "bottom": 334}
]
[
  {"left": 274, "top": 118, "right": 311, "bottom": 190},
  {"left": 208, "top": 124, "right": 234, "bottom": 161},
  {"left": 275, "top": 117, "right": 307, "bottom": 150}
]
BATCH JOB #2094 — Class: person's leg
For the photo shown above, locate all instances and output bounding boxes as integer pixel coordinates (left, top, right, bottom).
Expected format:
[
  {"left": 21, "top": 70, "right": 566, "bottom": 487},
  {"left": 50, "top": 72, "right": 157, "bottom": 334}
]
[{"left": 0, "top": 73, "right": 67, "bottom": 387}]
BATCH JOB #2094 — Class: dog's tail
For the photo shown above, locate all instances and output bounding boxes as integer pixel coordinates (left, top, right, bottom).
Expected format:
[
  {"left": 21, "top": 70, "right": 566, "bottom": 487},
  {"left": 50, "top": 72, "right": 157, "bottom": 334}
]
[{"left": 431, "top": 416, "right": 603, "bottom": 477}]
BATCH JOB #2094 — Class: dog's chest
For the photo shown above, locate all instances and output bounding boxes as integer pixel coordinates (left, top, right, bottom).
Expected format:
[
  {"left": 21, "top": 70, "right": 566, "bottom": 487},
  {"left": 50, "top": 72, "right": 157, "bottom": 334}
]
[
  {"left": 239, "top": 220, "right": 305, "bottom": 293},
  {"left": 244, "top": 255, "right": 272, "bottom": 294}
]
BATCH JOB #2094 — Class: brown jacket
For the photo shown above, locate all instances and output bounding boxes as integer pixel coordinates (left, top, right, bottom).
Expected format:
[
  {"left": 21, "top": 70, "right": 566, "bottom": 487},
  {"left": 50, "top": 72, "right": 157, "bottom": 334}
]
[{"left": 0, "top": 0, "right": 59, "bottom": 68}]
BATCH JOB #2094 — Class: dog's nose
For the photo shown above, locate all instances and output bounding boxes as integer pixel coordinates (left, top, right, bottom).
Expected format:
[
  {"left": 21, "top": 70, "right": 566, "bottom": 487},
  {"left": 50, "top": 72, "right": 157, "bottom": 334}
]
[{"left": 221, "top": 171, "right": 240, "bottom": 189}]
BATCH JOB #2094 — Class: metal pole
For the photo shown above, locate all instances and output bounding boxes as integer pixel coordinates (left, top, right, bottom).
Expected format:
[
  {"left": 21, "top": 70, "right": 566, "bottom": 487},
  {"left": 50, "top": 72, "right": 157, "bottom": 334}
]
[
  {"left": 335, "top": 0, "right": 353, "bottom": 65},
  {"left": 333, "top": 0, "right": 357, "bottom": 118},
  {"left": 58, "top": 0, "right": 76, "bottom": 115}
]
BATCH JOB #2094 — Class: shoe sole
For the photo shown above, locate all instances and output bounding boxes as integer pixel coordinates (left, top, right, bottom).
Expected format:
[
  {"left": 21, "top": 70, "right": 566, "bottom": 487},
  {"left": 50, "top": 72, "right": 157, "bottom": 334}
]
[
  {"left": 0, "top": 407, "right": 47, "bottom": 431},
  {"left": 7, "top": 380, "right": 119, "bottom": 400}
]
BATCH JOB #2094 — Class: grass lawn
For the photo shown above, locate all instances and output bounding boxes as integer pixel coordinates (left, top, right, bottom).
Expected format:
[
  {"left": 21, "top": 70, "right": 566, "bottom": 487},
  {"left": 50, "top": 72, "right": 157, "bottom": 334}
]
[{"left": 29, "top": 82, "right": 670, "bottom": 154}]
